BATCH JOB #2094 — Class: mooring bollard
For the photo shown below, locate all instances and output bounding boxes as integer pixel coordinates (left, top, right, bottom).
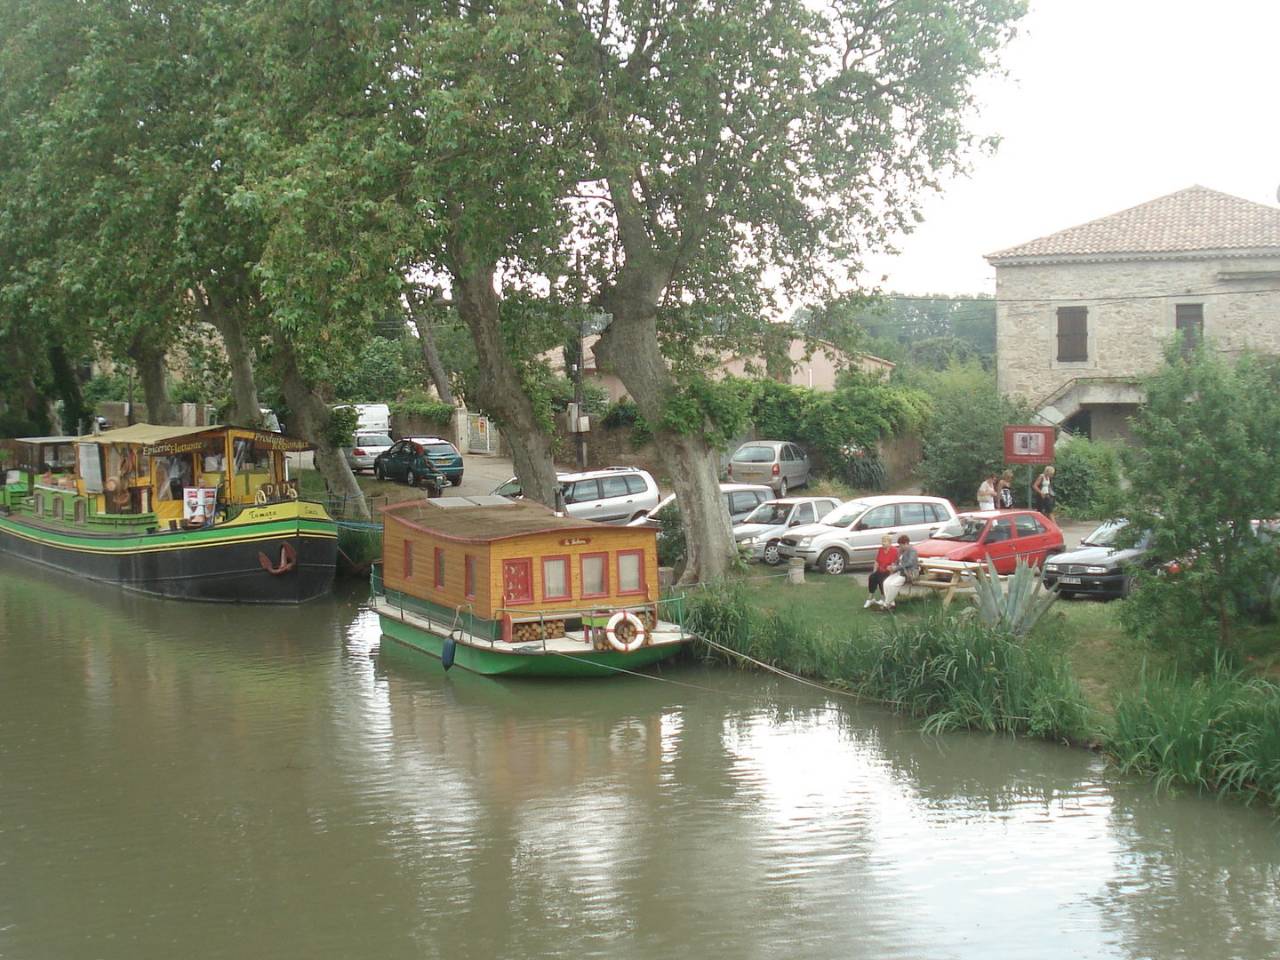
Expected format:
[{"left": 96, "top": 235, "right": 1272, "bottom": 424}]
[{"left": 788, "top": 557, "right": 805, "bottom": 585}]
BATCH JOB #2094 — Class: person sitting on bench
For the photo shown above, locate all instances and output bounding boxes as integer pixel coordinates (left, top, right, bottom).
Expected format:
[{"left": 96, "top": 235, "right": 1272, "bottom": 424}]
[{"left": 881, "top": 534, "right": 920, "bottom": 611}]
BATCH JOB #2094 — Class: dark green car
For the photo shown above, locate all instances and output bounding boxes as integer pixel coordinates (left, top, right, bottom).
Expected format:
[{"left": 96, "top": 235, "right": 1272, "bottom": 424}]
[{"left": 373, "top": 439, "right": 447, "bottom": 495}]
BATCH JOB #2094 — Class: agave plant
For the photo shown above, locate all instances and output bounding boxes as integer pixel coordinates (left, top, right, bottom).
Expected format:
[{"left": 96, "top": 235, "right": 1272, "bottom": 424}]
[{"left": 973, "top": 557, "right": 1059, "bottom": 637}]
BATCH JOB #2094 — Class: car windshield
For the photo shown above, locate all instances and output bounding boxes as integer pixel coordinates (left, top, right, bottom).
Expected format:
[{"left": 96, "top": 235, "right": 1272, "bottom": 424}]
[
  {"left": 425, "top": 443, "right": 456, "bottom": 456},
  {"left": 1081, "top": 520, "right": 1128, "bottom": 547},
  {"left": 745, "top": 502, "right": 792, "bottom": 525},
  {"left": 733, "top": 445, "right": 775, "bottom": 463},
  {"left": 932, "top": 517, "right": 987, "bottom": 542},
  {"left": 494, "top": 479, "right": 522, "bottom": 497},
  {"left": 822, "top": 500, "right": 871, "bottom": 528},
  {"left": 357, "top": 434, "right": 392, "bottom": 447}
]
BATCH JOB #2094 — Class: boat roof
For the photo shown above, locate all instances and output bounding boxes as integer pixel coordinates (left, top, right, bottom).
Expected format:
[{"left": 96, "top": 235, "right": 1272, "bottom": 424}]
[
  {"left": 15, "top": 436, "right": 79, "bottom": 444},
  {"left": 75, "top": 422, "right": 312, "bottom": 451},
  {"left": 384, "top": 497, "right": 651, "bottom": 544}
]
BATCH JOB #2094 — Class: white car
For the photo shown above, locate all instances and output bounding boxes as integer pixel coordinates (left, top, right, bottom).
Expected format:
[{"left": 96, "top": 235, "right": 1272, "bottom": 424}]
[
  {"left": 733, "top": 496, "right": 842, "bottom": 565},
  {"left": 777, "top": 494, "right": 959, "bottom": 575},
  {"left": 628, "top": 483, "right": 775, "bottom": 530},
  {"left": 493, "top": 467, "right": 660, "bottom": 524},
  {"left": 343, "top": 431, "right": 394, "bottom": 474}
]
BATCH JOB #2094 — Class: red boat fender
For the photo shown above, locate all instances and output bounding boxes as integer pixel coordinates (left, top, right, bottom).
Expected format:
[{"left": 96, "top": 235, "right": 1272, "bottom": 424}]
[
  {"left": 605, "top": 611, "right": 646, "bottom": 653},
  {"left": 258, "top": 541, "right": 297, "bottom": 575}
]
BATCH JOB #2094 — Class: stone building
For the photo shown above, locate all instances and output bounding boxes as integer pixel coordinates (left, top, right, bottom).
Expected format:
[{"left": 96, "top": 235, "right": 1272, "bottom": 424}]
[{"left": 986, "top": 186, "right": 1280, "bottom": 440}]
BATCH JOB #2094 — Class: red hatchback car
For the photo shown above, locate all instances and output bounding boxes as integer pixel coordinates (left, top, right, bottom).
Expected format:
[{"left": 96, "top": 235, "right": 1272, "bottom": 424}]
[{"left": 913, "top": 510, "right": 1064, "bottom": 574}]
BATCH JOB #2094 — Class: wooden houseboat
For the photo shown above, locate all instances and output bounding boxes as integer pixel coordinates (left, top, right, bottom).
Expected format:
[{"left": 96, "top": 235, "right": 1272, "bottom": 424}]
[
  {"left": 371, "top": 496, "right": 691, "bottom": 677},
  {"left": 0, "top": 423, "right": 337, "bottom": 603}
]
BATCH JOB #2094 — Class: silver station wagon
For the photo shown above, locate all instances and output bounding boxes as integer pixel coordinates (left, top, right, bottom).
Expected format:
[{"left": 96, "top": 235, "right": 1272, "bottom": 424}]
[
  {"left": 726, "top": 441, "right": 810, "bottom": 497},
  {"left": 777, "top": 494, "right": 959, "bottom": 575}
]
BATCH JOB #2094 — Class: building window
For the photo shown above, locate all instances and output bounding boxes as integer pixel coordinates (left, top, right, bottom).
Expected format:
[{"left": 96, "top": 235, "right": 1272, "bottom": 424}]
[
  {"left": 542, "top": 556, "right": 570, "bottom": 600},
  {"left": 464, "top": 554, "right": 476, "bottom": 600},
  {"left": 502, "top": 558, "right": 533, "bottom": 604},
  {"left": 434, "top": 547, "right": 445, "bottom": 589},
  {"left": 403, "top": 540, "right": 413, "bottom": 579},
  {"left": 617, "top": 550, "right": 645, "bottom": 596},
  {"left": 1056, "top": 306, "right": 1088, "bottom": 362},
  {"left": 1176, "top": 303, "right": 1203, "bottom": 354},
  {"left": 581, "top": 553, "right": 608, "bottom": 598}
]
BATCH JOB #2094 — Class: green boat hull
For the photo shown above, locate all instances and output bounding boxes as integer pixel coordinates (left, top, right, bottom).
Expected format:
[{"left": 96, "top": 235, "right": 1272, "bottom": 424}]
[{"left": 378, "top": 614, "right": 686, "bottom": 678}]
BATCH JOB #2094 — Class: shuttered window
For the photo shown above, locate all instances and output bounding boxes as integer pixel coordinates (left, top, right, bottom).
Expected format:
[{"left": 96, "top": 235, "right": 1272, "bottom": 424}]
[
  {"left": 1056, "top": 307, "right": 1088, "bottom": 362},
  {"left": 1175, "top": 303, "right": 1203, "bottom": 354}
]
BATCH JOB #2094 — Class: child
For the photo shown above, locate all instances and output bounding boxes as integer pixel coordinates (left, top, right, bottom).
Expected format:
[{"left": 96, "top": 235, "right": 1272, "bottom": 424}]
[{"left": 865, "top": 533, "right": 898, "bottom": 609}]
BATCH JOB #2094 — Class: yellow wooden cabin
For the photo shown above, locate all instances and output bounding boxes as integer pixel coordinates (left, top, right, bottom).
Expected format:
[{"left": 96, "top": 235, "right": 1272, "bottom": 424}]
[{"left": 381, "top": 497, "right": 661, "bottom": 643}]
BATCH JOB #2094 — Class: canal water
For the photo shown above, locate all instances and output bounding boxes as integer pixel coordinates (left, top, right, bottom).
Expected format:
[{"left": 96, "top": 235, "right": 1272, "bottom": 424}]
[{"left": 1, "top": 556, "right": 1278, "bottom": 960}]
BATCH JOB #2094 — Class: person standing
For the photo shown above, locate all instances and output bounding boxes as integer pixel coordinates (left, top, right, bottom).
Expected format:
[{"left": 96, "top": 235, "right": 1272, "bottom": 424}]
[
  {"left": 976, "top": 473, "right": 997, "bottom": 511},
  {"left": 1033, "top": 465, "right": 1056, "bottom": 516},
  {"left": 882, "top": 534, "right": 920, "bottom": 610},
  {"left": 865, "top": 533, "right": 898, "bottom": 609},
  {"left": 998, "top": 469, "right": 1015, "bottom": 509}
]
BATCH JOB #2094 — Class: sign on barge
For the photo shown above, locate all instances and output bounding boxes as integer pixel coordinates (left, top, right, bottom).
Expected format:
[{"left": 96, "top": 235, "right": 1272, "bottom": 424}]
[
  {"left": 0, "top": 424, "right": 336, "bottom": 603},
  {"left": 371, "top": 496, "right": 690, "bottom": 677}
]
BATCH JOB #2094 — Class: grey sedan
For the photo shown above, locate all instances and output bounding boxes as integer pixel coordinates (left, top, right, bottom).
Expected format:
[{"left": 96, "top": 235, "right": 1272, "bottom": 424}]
[{"left": 733, "top": 497, "right": 841, "bottom": 565}]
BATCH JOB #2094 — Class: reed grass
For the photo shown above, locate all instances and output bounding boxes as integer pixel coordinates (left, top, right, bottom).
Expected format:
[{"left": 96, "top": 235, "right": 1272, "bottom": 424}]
[{"left": 1106, "top": 664, "right": 1280, "bottom": 808}]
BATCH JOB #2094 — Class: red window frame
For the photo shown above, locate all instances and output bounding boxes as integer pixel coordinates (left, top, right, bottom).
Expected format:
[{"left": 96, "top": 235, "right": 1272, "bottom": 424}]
[
  {"left": 403, "top": 539, "right": 413, "bottom": 579},
  {"left": 541, "top": 554, "right": 571, "bottom": 601},
  {"left": 434, "top": 546, "right": 446, "bottom": 589},
  {"left": 616, "top": 549, "right": 646, "bottom": 596},
  {"left": 464, "top": 554, "right": 476, "bottom": 600},
  {"left": 502, "top": 558, "right": 533, "bottom": 604},
  {"left": 580, "top": 552, "right": 610, "bottom": 599}
]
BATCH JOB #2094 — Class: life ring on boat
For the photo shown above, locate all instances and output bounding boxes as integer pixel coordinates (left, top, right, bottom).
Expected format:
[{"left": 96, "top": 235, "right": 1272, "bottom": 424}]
[
  {"left": 254, "top": 487, "right": 269, "bottom": 505},
  {"left": 258, "top": 541, "right": 297, "bottom": 575},
  {"left": 605, "top": 611, "right": 646, "bottom": 653}
]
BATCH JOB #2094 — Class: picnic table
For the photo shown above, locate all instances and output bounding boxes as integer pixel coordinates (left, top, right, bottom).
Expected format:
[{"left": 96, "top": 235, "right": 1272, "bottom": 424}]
[{"left": 908, "top": 559, "right": 1005, "bottom": 608}]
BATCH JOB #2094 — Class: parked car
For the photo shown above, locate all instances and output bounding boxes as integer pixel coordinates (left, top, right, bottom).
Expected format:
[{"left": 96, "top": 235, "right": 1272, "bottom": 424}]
[
  {"left": 778, "top": 495, "right": 957, "bottom": 575},
  {"left": 344, "top": 431, "right": 394, "bottom": 474},
  {"left": 395, "top": 436, "right": 464, "bottom": 486},
  {"left": 914, "top": 510, "right": 1064, "bottom": 575},
  {"left": 332, "top": 402, "right": 391, "bottom": 435},
  {"left": 628, "top": 483, "right": 776, "bottom": 530},
  {"left": 372, "top": 439, "right": 447, "bottom": 495},
  {"left": 492, "top": 467, "right": 661, "bottom": 524},
  {"left": 726, "top": 441, "right": 810, "bottom": 496},
  {"left": 1042, "top": 519, "right": 1152, "bottom": 598},
  {"left": 734, "top": 496, "right": 842, "bottom": 565}
]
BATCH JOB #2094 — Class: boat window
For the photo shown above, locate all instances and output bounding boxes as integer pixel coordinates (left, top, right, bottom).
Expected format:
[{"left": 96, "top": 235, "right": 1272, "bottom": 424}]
[
  {"left": 233, "top": 439, "right": 272, "bottom": 473},
  {"left": 542, "top": 557, "right": 570, "bottom": 600},
  {"left": 617, "top": 550, "right": 645, "bottom": 594},
  {"left": 77, "top": 443, "right": 105, "bottom": 494},
  {"left": 155, "top": 455, "right": 194, "bottom": 500},
  {"left": 581, "top": 553, "right": 608, "bottom": 597}
]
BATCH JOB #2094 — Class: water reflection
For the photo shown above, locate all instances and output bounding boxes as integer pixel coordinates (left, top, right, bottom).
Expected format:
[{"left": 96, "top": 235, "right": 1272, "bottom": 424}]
[{"left": 1, "top": 555, "right": 1277, "bottom": 960}]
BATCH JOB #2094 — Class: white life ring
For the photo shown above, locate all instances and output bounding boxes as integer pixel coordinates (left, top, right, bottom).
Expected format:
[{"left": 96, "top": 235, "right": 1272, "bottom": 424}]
[
  {"left": 605, "top": 611, "right": 646, "bottom": 653},
  {"left": 254, "top": 487, "right": 268, "bottom": 505}
]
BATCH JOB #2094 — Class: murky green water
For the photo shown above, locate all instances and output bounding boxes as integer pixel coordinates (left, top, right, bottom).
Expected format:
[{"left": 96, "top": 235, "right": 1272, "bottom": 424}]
[{"left": 1, "top": 556, "right": 1278, "bottom": 960}]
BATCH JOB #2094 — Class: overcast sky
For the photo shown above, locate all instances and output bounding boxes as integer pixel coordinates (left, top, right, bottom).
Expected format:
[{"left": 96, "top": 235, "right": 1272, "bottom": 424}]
[{"left": 859, "top": 0, "right": 1280, "bottom": 296}]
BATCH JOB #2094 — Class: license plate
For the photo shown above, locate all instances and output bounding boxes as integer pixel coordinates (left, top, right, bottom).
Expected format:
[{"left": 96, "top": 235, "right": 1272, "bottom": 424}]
[{"left": 1059, "top": 576, "right": 1082, "bottom": 585}]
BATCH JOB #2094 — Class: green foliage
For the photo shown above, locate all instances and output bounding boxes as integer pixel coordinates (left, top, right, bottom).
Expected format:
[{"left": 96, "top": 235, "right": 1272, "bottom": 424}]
[
  {"left": 1107, "top": 664, "right": 1280, "bottom": 808},
  {"left": 391, "top": 390, "right": 454, "bottom": 426},
  {"left": 656, "top": 509, "right": 688, "bottom": 570},
  {"left": 334, "top": 338, "right": 413, "bottom": 403},
  {"left": 1051, "top": 437, "right": 1121, "bottom": 518},
  {"left": 915, "top": 361, "right": 1033, "bottom": 506},
  {"left": 974, "top": 558, "right": 1060, "bottom": 637},
  {"left": 326, "top": 405, "right": 360, "bottom": 450},
  {"left": 1118, "top": 347, "right": 1280, "bottom": 663},
  {"left": 840, "top": 454, "right": 887, "bottom": 491},
  {"left": 601, "top": 398, "right": 640, "bottom": 429},
  {"left": 686, "top": 584, "right": 1090, "bottom": 743},
  {"left": 82, "top": 372, "right": 131, "bottom": 408}
]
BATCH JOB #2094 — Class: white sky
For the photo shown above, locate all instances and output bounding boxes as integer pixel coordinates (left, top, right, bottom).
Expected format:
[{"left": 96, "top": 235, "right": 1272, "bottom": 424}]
[{"left": 859, "top": 0, "right": 1280, "bottom": 295}]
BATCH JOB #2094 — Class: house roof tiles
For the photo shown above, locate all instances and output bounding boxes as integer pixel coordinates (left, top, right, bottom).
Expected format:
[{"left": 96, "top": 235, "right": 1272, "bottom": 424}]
[{"left": 986, "top": 186, "right": 1280, "bottom": 263}]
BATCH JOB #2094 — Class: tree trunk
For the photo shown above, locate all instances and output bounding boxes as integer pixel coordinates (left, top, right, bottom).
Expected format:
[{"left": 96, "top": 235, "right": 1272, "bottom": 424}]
[
  {"left": 274, "top": 336, "right": 369, "bottom": 521},
  {"left": 593, "top": 302, "right": 736, "bottom": 584},
  {"left": 406, "top": 296, "right": 456, "bottom": 406},
  {"left": 199, "top": 293, "right": 262, "bottom": 427},
  {"left": 450, "top": 258, "right": 560, "bottom": 509},
  {"left": 127, "top": 333, "right": 176, "bottom": 425}
]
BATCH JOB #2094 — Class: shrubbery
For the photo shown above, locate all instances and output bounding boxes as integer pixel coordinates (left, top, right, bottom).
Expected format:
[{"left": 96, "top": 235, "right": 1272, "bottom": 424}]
[
  {"left": 1051, "top": 436, "right": 1122, "bottom": 518},
  {"left": 391, "top": 391, "right": 455, "bottom": 426}
]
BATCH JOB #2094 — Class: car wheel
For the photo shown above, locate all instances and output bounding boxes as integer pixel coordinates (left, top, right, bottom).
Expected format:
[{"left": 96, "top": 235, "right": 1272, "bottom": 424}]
[
  {"left": 406, "top": 469, "right": 418, "bottom": 488},
  {"left": 778, "top": 478, "right": 788, "bottom": 498},
  {"left": 1120, "top": 575, "right": 1134, "bottom": 599},
  {"left": 374, "top": 463, "right": 386, "bottom": 481},
  {"left": 763, "top": 541, "right": 782, "bottom": 566},
  {"left": 452, "top": 475, "right": 463, "bottom": 486},
  {"left": 817, "top": 548, "right": 847, "bottom": 576}
]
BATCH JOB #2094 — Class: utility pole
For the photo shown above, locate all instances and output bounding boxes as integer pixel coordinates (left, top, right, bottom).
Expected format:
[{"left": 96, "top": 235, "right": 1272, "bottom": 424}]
[{"left": 572, "top": 255, "right": 587, "bottom": 470}]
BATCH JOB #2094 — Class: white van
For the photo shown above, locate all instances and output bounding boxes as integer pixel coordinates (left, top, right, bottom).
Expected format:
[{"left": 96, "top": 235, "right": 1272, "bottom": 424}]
[{"left": 334, "top": 403, "right": 391, "bottom": 435}]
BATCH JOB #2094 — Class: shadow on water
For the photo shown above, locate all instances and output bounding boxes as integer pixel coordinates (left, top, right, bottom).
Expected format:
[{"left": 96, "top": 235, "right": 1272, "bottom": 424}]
[{"left": 1, "top": 554, "right": 1278, "bottom": 960}]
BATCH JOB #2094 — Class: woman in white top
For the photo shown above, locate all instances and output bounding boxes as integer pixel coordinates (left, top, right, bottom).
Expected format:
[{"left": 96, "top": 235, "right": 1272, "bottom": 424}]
[
  {"left": 1033, "top": 465, "right": 1056, "bottom": 516},
  {"left": 976, "top": 474, "right": 997, "bottom": 511}
]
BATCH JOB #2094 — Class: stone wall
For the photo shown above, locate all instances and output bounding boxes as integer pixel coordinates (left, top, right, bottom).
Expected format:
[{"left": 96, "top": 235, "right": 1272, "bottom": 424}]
[{"left": 995, "top": 254, "right": 1280, "bottom": 406}]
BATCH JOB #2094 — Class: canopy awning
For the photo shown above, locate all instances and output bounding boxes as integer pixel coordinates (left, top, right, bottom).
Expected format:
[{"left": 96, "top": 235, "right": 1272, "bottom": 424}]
[
  {"left": 15, "top": 436, "right": 80, "bottom": 445},
  {"left": 74, "top": 423, "right": 313, "bottom": 454},
  {"left": 77, "top": 424, "right": 213, "bottom": 446}
]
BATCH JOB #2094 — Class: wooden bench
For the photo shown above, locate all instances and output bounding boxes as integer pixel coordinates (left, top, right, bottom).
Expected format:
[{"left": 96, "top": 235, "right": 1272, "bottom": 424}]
[{"left": 901, "top": 559, "right": 1006, "bottom": 608}]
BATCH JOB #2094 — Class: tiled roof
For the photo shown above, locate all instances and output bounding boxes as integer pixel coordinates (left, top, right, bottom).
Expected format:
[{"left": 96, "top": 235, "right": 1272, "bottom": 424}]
[{"left": 986, "top": 186, "right": 1280, "bottom": 262}]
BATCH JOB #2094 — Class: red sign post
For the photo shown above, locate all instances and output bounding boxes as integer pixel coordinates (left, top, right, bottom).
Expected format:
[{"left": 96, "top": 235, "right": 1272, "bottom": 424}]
[{"left": 1003, "top": 425, "right": 1055, "bottom": 465}]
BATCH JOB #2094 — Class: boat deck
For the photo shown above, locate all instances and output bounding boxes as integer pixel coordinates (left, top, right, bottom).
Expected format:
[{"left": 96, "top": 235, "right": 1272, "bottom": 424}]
[{"left": 371, "top": 597, "right": 689, "bottom": 654}]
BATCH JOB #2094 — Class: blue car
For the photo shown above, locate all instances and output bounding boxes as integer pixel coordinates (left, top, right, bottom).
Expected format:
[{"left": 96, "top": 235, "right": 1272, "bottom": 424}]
[{"left": 403, "top": 436, "right": 464, "bottom": 487}]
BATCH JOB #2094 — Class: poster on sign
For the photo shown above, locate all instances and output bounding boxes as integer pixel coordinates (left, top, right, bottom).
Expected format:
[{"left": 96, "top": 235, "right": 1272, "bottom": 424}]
[
  {"left": 1003, "top": 425, "right": 1055, "bottom": 465},
  {"left": 183, "top": 486, "right": 218, "bottom": 525}
]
